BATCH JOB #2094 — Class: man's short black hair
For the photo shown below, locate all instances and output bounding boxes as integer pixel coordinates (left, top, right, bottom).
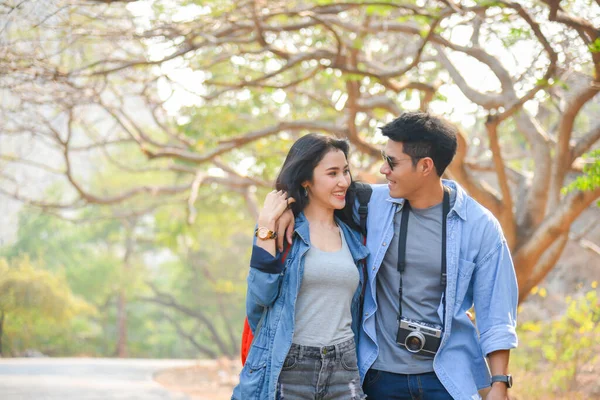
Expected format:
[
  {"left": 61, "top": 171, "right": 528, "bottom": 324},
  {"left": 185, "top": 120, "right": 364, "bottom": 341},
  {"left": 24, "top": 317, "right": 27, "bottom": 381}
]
[{"left": 380, "top": 112, "right": 458, "bottom": 176}]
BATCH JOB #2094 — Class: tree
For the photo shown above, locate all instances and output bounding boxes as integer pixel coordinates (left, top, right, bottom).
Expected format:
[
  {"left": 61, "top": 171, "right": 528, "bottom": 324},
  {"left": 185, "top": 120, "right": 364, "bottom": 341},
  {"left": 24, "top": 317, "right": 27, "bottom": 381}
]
[
  {"left": 1, "top": 209, "right": 134, "bottom": 356},
  {"left": 1, "top": 194, "right": 252, "bottom": 358},
  {"left": 0, "top": 257, "right": 92, "bottom": 356},
  {"left": 144, "top": 195, "right": 253, "bottom": 358},
  {"left": 564, "top": 149, "right": 600, "bottom": 195},
  {"left": 1, "top": 0, "right": 599, "bottom": 303}
]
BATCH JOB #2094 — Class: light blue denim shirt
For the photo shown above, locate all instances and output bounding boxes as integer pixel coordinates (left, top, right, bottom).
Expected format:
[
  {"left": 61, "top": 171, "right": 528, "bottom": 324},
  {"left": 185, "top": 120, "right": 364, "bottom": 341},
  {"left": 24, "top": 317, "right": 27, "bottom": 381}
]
[
  {"left": 232, "top": 213, "right": 369, "bottom": 400},
  {"left": 357, "top": 180, "right": 518, "bottom": 400}
]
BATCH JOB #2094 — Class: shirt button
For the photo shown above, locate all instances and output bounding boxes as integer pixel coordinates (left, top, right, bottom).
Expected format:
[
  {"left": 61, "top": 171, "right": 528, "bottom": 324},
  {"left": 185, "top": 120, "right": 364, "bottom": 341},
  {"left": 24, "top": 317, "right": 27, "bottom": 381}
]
[
  {"left": 365, "top": 313, "right": 369, "bottom": 316},
  {"left": 372, "top": 267, "right": 375, "bottom": 271},
  {"left": 382, "top": 242, "right": 387, "bottom": 246}
]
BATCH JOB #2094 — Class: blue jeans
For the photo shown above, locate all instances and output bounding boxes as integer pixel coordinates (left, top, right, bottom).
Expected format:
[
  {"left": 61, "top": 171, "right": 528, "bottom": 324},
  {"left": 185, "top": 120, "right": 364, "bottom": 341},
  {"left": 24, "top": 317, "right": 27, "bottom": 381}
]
[
  {"left": 277, "top": 338, "right": 366, "bottom": 400},
  {"left": 363, "top": 369, "right": 453, "bottom": 400}
]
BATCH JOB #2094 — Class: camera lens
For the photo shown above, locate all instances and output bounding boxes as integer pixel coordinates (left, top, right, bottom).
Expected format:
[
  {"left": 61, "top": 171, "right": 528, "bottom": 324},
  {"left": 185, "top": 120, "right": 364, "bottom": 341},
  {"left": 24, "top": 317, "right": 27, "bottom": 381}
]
[{"left": 405, "top": 332, "right": 425, "bottom": 353}]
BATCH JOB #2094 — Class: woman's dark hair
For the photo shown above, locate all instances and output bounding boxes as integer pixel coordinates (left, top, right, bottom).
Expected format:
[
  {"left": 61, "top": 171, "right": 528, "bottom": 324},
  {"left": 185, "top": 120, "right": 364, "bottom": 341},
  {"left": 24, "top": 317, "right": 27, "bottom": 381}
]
[{"left": 275, "top": 133, "right": 359, "bottom": 230}]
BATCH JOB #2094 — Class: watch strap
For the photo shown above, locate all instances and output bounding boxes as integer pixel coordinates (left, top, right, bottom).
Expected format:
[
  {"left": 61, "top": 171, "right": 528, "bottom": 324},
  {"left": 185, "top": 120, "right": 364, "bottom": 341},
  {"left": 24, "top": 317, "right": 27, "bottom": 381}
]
[{"left": 490, "top": 374, "right": 512, "bottom": 388}]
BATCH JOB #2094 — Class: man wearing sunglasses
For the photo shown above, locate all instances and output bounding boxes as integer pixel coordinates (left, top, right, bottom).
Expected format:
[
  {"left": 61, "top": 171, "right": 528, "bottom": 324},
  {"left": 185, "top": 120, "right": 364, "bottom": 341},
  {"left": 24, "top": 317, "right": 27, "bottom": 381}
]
[{"left": 277, "top": 112, "right": 518, "bottom": 400}]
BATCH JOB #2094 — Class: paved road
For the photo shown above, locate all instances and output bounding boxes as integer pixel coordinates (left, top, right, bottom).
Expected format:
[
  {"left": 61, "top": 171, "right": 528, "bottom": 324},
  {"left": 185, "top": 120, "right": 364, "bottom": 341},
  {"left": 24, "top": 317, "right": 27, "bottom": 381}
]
[{"left": 0, "top": 358, "right": 197, "bottom": 400}]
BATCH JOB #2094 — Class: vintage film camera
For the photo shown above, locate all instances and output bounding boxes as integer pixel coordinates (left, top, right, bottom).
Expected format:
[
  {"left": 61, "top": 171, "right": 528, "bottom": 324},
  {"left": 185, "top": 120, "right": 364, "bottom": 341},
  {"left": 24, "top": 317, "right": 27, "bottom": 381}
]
[{"left": 396, "top": 317, "right": 442, "bottom": 356}]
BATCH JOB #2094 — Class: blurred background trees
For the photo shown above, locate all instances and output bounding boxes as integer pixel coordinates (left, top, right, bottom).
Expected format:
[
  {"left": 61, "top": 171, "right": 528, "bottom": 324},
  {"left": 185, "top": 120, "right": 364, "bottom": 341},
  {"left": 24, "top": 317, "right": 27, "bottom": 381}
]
[{"left": 0, "top": 1, "right": 598, "bottom": 391}]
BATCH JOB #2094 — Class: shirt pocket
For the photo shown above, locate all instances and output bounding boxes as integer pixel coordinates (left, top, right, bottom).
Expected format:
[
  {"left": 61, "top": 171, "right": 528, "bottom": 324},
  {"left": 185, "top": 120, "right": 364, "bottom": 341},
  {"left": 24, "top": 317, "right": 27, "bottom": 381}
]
[
  {"left": 239, "top": 331, "right": 270, "bottom": 399},
  {"left": 454, "top": 258, "right": 475, "bottom": 306}
]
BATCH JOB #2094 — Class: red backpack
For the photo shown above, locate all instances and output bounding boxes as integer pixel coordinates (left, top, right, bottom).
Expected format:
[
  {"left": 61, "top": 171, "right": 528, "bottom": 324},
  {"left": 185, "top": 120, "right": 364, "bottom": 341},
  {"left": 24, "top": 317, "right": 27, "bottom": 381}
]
[
  {"left": 240, "top": 318, "right": 254, "bottom": 365},
  {"left": 240, "top": 183, "right": 372, "bottom": 365}
]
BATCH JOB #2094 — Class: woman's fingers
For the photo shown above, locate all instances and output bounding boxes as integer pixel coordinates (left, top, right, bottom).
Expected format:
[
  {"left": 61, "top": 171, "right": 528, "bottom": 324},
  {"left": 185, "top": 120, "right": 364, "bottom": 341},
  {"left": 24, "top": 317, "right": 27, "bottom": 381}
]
[
  {"left": 262, "top": 191, "right": 291, "bottom": 215},
  {"left": 275, "top": 196, "right": 292, "bottom": 213},
  {"left": 261, "top": 191, "right": 293, "bottom": 225}
]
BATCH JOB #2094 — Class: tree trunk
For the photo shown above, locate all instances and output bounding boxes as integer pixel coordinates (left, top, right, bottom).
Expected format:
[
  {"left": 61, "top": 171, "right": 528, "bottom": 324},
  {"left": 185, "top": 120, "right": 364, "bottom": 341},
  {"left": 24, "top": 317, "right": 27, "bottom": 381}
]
[
  {"left": 116, "top": 292, "right": 127, "bottom": 357},
  {"left": 0, "top": 311, "right": 4, "bottom": 357},
  {"left": 116, "top": 221, "right": 135, "bottom": 358}
]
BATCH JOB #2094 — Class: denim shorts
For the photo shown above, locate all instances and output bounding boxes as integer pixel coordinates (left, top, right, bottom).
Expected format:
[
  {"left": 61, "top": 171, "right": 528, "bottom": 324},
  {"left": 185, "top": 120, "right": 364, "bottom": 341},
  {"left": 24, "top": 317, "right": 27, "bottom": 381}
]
[{"left": 277, "top": 338, "right": 366, "bottom": 400}]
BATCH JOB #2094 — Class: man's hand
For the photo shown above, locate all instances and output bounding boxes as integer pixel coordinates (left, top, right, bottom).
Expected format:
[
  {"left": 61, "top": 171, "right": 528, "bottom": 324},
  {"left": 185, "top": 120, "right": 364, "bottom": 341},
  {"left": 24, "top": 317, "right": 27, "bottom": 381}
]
[
  {"left": 276, "top": 208, "right": 295, "bottom": 252},
  {"left": 485, "top": 383, "right": 509, "bottom": 400}
]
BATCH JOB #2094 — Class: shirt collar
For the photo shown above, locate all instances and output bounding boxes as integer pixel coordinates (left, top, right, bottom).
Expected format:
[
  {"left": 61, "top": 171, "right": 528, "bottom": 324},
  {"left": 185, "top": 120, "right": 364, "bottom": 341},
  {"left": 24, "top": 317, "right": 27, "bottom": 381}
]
[
  {"left": 444, "top": 179, "right": 467, "bottom": 220},
  {"left": 384, "top": 179, "right": 467, "bottom": 220},
  {"left": 294, "top": 212, "right": 369, "bottom": 261}
]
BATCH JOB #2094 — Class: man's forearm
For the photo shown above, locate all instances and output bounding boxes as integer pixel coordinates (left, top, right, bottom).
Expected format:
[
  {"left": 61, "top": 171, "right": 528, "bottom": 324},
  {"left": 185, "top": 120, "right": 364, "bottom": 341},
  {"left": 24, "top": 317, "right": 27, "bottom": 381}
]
[
  {"left": 487, "top": 349, "right": 510, "bottom": 398},
  {"left": 488, "top": 349, "right": 510, "bottom": 375}
]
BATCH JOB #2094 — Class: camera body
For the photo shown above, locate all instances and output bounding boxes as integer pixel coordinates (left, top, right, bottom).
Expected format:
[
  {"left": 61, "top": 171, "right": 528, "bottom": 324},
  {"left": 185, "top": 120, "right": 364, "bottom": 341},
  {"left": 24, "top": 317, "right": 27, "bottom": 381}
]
[{"left": 396, "top": 317, "right": 443, "bottom": 356}]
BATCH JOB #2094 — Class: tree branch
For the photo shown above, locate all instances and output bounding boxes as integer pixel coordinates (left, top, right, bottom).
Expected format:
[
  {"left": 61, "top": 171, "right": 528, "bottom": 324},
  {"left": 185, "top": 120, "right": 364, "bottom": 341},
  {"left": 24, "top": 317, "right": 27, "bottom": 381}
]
[
  {"left": 572, "top": 122, "right": 600, "bottom": 160},
  {"left": 518, "top": 233, "right": 568, "bottom": 302},
  {"left": 161, "top": 313, "right": 219, "bottom": 359},
  {"left": 514, "top": 186, "right": 600, "bottom": 285},
  {"left": 435, "top": 47, "right": 507, "bottom": 109},
  {"left": 0, "top": 154, "right": 65, "bottom": 175},
  {"left": 446, "top": 127, "right": 502, "bottom": 216},
  {"left": 514, "top": 112, "right": 552, "bottom": 231},
  {"left": 356, "top": 95, "right": 401, "bottom": 116},
  {"left": 484, "top": 118, "right": 516, "bottom": 248},
  {"left": 549, "top": 86, "right": 600, "bottom": 209},
  {"left": 139, "top": 282, "right": 234, "bottom": 357}
]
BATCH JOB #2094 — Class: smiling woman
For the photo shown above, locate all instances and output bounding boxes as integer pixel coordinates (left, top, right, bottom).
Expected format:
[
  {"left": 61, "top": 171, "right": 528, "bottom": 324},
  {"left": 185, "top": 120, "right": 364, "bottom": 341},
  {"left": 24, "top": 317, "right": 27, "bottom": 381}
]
[
  {"left": 232, "top": 133, "right": 369, "bottom": 400},
  {"left": 302, "top": 149, "right": 350, "bottom": 215}
]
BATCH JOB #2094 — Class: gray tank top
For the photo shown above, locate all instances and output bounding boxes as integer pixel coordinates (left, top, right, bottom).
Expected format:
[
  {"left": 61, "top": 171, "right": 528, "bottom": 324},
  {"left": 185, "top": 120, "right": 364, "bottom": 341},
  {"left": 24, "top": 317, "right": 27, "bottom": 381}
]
[{"left": 292, "top": 232, "right": 359, "bottom": 346}]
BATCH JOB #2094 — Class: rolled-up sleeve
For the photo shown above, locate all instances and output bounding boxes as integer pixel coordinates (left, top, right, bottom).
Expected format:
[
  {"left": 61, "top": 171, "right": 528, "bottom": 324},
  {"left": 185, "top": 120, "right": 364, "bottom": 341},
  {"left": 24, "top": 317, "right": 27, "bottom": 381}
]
[
  {"left": 250, "top": 246, "right": 284, "bottom": 274},
  {"left": 473, "top": 240, "right": 519, "bottom": 357},
  {"left": 247, "top": 244, "right": 286, "bottom": 311}
]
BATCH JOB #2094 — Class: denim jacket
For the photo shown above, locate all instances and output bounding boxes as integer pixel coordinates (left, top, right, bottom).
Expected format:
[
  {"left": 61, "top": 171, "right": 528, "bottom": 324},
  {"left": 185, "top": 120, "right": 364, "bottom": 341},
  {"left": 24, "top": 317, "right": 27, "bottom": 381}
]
[
  {"left": 357, "top": 180, "right": 518, "bottom": 400},
  {"left": 232, "top": 212, "right": 369, "bottom": 400}
]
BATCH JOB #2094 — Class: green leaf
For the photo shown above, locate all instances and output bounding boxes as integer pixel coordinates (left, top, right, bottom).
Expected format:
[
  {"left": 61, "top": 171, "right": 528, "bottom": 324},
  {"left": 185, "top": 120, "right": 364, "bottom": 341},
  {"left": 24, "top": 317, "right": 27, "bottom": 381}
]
[
  {"left": 589, "top": 38, "right": 600, "bottom": 53},
  {"left": 562, "top": 149, "right": 600, "bottom": 195},
  {"left": 366, "top": 5, "right": 392, "bottom": 16},
  {"left": 352, "top": 37, "right": 364, "bottom": 50}
]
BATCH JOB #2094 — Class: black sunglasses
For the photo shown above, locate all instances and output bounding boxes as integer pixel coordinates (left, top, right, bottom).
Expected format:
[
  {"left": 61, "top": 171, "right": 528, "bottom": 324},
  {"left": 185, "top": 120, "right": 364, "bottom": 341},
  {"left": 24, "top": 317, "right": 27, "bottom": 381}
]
[
  {"left": 381, "top": 150, "right": 420, "bottom": 171},
  {"left": 381, "top": 150, "right": 397, "bottom": 170}
]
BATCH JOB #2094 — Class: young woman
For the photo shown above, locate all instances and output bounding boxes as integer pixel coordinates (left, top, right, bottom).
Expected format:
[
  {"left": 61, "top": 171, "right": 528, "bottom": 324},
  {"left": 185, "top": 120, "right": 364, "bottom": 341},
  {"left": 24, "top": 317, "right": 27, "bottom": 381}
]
[{"left": 231, "top": 134, "right": 368, "bottom": 400}]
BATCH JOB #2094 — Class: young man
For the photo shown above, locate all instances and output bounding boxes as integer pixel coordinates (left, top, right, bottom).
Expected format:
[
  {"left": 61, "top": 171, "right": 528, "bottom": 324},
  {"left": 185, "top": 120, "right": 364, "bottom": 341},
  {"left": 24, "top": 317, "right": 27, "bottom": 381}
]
[
  {"left": 277, "top": 112, "right": 518, "bottom": 400},
  {"left": 357, "top": 112, "right": 518, "bottom": 400}
]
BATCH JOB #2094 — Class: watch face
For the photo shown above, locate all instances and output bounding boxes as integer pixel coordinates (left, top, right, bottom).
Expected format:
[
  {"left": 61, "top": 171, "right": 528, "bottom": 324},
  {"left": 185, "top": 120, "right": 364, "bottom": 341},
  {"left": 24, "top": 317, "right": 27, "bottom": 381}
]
[
  {"left": 507, "top": 375, "right": 513, "bottom": 388},
  {"left": 257, "top": 227, "right": 269, "bottom": 239}
]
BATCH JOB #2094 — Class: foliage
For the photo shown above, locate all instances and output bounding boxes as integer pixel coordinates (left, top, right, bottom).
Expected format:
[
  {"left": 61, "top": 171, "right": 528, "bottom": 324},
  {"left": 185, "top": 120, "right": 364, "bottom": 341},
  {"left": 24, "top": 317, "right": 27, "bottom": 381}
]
[
  {"left": 563, "top": 149, "right": 600, "bottom": 204},
  {"left": 0, "top": 257, "right": 91, "bottom": 319},
  {"left": 0, "top": 186, "right": 254, "bottom": 357},
  {"left": 1, "top": 0, "right": 599, "bottom": 358},
  {"left": 1, "top": 0, "right": 598, "bottom": 306},
  {"left": 513, "top": 284, "right": 600, "bottom": 395},
  {"left": 0, "top": 256, "right": 94, "bottom": 355}
]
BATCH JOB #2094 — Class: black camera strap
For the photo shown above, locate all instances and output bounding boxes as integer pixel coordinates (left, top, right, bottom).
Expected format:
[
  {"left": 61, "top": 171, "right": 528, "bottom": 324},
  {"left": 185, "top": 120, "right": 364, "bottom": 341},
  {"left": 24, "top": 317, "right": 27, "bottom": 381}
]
[{"left": 397, "top": 186, "right": 450, "bottom": 328}]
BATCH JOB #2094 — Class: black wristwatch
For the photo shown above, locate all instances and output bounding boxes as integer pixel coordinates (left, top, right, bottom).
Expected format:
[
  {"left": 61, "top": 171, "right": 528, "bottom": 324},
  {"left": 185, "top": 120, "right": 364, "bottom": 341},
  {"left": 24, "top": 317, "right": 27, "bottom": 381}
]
[{"left": 490, "top": 374, "right": 513, "bottom": 388}]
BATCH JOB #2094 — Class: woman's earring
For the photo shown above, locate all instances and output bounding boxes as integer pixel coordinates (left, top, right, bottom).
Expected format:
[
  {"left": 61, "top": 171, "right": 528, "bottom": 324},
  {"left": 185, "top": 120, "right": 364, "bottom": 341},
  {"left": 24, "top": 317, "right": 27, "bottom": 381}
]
[{"left": 303, "top": 187, "right": 308, "bottom": 197}]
